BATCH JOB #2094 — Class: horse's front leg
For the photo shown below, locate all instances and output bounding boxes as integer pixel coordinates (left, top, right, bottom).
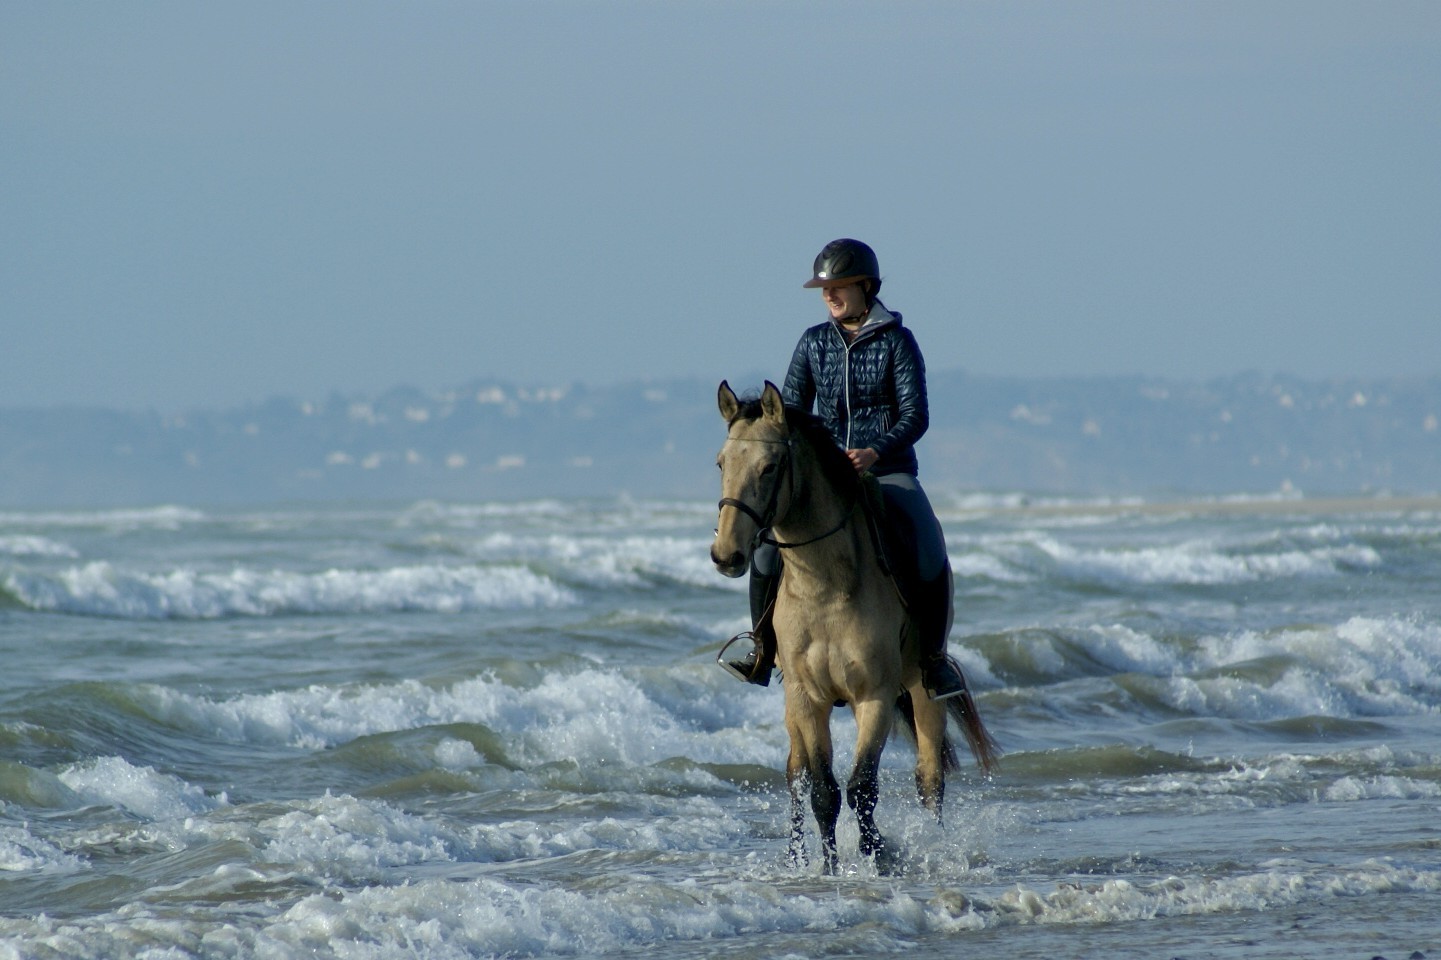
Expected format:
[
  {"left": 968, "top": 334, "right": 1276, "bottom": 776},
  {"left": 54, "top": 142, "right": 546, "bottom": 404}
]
[
  {"left": 786, "top": 698, "right": 840, "bottom": 873},
  {"left": 849, "top": 697, "right": 897, "bottom": 870},
  {"left": 786, "top": 758, "right": 841, "bottom": 873},
  {"left": 786, "top": 766, "right": 809, "bottom": 868},
  {"left": 811, "top": 765, "right": 841, "bottom": 874}
]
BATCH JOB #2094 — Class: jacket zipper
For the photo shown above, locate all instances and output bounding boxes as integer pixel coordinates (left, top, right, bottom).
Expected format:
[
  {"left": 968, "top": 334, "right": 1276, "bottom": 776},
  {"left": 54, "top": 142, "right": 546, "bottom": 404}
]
[
  {"left": 836, "top": 324, "right": 876, "bottom": 452},
  {"left": 834, "top": 325, "right": 856, "bottom": 450},
  {"left": 831, "top": 316, "right": 890, "bottom": 451}
]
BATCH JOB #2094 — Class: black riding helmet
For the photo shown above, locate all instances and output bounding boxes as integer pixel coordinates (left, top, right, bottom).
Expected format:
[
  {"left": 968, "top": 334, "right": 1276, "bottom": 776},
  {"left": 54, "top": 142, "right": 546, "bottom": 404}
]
[
  {"left": 802, "top": 238, "right": 882, "bottom": 304},
  {"left": 803, "top": 238, "right": 880, "bottom": 288}
]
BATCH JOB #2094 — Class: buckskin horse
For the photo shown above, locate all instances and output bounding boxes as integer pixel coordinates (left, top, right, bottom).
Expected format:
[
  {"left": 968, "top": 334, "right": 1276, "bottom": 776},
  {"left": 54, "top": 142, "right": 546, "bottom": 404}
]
[{"left": 711, "top": 380, "right": 998, "bottom": 873}]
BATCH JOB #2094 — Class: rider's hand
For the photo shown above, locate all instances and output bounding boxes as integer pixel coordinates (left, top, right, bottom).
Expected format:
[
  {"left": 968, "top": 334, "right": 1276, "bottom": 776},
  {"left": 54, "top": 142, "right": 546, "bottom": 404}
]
[{"left": 846, "top": 448, "right": 879, "bottom": 473}]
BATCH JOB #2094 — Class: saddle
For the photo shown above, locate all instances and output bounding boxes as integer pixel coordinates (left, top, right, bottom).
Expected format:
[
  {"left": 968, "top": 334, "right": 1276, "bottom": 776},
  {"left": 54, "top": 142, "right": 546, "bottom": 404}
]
[{"left": 857, "top": 475, "right": 921, "bottom": 609}]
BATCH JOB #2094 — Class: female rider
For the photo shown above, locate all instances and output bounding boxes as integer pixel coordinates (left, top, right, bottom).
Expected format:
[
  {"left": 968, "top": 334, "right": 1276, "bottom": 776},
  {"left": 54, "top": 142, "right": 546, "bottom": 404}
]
[{"left": 724, "top": 238, "right": 967, "bottom": 700}]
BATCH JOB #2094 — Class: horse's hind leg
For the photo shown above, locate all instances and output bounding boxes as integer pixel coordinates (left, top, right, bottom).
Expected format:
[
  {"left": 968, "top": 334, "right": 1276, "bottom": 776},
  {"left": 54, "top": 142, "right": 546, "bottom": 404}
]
[
  {"left": 909, "top": 687, "right": 949, "bottom": 822},
  {"left": 848, "top": 698, "right": 896, "bottom": 869}
]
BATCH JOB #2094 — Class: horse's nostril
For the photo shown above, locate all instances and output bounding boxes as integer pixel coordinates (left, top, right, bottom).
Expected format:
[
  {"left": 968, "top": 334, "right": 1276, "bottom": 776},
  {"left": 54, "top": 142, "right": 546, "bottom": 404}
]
[{"left": 710, "top": 548, "right": 744, "bottom": 569}]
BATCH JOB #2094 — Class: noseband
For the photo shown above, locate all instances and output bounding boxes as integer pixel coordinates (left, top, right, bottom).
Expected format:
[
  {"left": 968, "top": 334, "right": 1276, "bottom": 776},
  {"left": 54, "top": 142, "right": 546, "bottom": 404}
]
[{"left": 717, "top": 435, "right": 855, "bottom": 550}]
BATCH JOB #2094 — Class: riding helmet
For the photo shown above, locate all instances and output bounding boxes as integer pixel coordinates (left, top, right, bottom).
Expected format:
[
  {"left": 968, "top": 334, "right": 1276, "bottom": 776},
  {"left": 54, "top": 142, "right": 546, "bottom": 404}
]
[{"left": 802, "top": 238, "right": 880, "bottom": 288}]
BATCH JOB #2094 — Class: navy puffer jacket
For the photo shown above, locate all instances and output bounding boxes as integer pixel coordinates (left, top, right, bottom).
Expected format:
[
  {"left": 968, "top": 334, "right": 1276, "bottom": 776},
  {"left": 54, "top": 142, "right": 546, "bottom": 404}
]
[{"left": 780, "top": 301, "right": 928, "bottom": 478}]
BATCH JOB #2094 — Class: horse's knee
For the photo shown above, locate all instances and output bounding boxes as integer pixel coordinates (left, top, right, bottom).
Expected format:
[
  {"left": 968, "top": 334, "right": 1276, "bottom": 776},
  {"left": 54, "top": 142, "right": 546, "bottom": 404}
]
[
  {"left": 812, "top": 770, "right": 841, "bottom": 820},
  {"left": 846, "top": 759, "right": 880, "bottom": 814}
]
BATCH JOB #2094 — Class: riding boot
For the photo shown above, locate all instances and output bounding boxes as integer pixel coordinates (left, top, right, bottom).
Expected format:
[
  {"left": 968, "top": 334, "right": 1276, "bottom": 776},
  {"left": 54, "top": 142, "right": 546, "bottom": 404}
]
[
  {"left": 721, "top": 560, "right": 779, "bottom": 686},
  {"left": 914, "top": 566, "right": 967, "bottom": 701}
]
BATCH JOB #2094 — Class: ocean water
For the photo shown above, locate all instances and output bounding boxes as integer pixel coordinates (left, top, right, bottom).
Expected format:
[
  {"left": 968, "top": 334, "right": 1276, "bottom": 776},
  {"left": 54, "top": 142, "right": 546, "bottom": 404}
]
[{"left": 1, "top": 494, "right": 1438, "bottom": 960}]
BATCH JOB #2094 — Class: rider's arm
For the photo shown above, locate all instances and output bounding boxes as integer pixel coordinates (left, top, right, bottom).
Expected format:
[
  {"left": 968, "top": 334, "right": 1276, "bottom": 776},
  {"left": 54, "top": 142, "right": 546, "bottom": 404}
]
[
  {"left": 870, "top": 327, "right": 929, "bottom": 463},
  {"left": 781, "top": 331, "right": 817, "bottom": 412}
]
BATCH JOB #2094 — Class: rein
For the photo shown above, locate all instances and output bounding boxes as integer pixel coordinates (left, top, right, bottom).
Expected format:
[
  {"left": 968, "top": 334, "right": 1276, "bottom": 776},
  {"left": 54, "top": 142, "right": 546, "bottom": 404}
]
[
  {"left": 764, "top": 504, "right": 857, "bottom": 550},
  {"left": 717, "top": 435, "right": 857, "bottom": 550}
]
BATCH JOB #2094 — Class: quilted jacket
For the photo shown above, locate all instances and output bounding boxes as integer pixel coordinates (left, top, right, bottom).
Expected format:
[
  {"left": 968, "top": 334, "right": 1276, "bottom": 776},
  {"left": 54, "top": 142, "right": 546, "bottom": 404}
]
[{"left": 780, "top": 301, "right": 928, "bottom": 478}]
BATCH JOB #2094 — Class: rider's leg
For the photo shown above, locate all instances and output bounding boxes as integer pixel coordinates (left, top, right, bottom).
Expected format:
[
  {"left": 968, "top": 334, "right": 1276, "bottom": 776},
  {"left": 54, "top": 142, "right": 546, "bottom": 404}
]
[
  {"left": 723, "top": 539, "right": 780, "bottom": 685},
  {"left": 913, "top": 563, "right": 966, "bottom": 699},
  {"left": 878, "top": 475, "right": 968, "bottom": 700}
]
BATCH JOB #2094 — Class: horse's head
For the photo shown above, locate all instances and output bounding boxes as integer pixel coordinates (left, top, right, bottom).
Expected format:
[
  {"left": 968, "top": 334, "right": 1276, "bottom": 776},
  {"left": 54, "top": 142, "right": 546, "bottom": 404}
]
[{"left": 711, "top": 380, "right": 792, "bottom": 578}]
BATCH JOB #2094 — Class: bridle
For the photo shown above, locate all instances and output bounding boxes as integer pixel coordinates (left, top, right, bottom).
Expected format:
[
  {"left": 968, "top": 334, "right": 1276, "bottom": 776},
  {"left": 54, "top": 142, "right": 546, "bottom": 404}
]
[{"left": 717, "top": 434, "right": 856, "bottom": 550}]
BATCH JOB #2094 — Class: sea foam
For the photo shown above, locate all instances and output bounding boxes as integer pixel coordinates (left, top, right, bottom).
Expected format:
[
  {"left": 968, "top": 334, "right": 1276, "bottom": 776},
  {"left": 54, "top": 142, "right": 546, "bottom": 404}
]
[{"left": 3, "top": 859, "right": 1438, "bottom": 960}]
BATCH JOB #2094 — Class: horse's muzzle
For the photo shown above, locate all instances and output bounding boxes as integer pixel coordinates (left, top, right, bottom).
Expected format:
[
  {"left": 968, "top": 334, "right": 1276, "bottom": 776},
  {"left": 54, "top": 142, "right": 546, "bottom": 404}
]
[{"left": 710, "top": 546, "right": 747, "bottom": 578}]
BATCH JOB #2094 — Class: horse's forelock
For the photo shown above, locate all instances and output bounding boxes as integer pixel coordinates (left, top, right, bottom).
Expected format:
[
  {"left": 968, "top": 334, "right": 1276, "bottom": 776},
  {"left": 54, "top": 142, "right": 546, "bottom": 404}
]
[{"left": 728, "top": 395, "right": 766, "bottom": 427}]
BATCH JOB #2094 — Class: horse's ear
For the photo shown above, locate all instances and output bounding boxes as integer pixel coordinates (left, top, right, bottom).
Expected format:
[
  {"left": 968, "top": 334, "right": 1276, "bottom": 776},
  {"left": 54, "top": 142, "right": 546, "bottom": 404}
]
[
  {"left": 760, "top": 381, "right": 785, "bottom": 425},
  {"left": 717, "top": 381, "right": 740, "bottom": 422}
]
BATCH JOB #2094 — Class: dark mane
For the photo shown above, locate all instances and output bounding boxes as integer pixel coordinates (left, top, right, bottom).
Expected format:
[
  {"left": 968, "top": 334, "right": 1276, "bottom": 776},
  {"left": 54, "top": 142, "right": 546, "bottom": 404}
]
[{"left": 730, "top": 395, "right": 864, "bottom": 497}]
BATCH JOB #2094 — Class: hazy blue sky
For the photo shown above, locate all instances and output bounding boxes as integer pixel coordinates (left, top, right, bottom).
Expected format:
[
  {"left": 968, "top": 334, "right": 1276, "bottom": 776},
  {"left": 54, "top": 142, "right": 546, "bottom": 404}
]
[{"left": 3, "top": 1, "right": 1438, "bottom": 412}]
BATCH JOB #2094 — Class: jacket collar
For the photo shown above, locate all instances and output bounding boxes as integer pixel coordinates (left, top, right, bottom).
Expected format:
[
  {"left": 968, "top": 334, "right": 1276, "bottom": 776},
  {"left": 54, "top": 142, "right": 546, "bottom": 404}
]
[{"left": 830, "top": 300, "right": 900, "bottom": 342}]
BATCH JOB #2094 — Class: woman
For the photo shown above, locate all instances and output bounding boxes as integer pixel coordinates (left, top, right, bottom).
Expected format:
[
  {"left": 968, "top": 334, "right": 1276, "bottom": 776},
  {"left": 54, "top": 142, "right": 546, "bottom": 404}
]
[{"left": 724, "top": 238, "right": 967, "bottom": 700}]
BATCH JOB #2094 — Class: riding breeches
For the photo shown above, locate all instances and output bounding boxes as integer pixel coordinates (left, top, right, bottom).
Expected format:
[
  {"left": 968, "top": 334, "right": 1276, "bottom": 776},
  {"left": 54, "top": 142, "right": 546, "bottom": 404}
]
[{"left": 874, "top": 473, "right": 948, "bottom": 583}]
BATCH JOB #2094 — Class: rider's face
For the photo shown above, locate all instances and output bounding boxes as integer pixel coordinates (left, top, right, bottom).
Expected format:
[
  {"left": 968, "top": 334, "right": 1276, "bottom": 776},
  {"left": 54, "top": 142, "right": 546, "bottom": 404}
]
[{"left": 822, "top": 282, "right": 867, "bottom": 322}]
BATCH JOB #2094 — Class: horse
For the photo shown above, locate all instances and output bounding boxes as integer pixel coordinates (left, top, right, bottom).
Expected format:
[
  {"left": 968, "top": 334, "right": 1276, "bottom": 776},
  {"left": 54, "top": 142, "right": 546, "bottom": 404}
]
[{"left": 711, "top": 380, "right": 999, "bottom": 873}]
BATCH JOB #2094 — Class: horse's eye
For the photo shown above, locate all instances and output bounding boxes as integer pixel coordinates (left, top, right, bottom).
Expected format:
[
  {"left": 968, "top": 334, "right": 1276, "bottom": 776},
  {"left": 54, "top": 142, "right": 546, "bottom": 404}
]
[{"left": 761, "top": 463, "right": 777, "bottom": 476}]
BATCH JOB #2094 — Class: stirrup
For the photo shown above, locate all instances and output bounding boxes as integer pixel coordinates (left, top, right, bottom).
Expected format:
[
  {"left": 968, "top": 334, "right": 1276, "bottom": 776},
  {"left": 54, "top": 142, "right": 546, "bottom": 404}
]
[
  {"left": 717, "top": 632, "right": 770, "bottom": 686},
  {"left": 923, "top": 658, "right": 968, "bottom": 702}
]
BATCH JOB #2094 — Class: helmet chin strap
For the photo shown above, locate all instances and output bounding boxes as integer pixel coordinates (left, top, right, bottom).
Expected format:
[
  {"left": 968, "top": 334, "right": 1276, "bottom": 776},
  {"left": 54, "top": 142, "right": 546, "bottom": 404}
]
[{"left": 825, "top": 280, "right": 875, "bottom": 327}]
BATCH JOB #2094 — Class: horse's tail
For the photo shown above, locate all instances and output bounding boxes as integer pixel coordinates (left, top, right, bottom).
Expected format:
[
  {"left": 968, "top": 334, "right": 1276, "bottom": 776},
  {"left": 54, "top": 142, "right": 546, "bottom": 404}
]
[{"left": 945, "top": 671, "right": 1002, "bottom": 776}]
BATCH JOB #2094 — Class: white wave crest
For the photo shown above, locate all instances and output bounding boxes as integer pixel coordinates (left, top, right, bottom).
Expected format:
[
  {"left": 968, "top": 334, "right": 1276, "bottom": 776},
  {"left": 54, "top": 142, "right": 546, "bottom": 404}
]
[
  {"left": 1039, "top": 536, "right": 1381, "bottom": 585},
  {"left": 1206, "top": 616, "right": 1441, "bottom": 715},
  {"left": 144, "top": 667, "right": 786, "bottom": 772},
  {"left": 0, "top": 823, "right": 87, "bottom": 873},
  {"left": 1324, "top": 775, "right": 1441, "bottom": 802},
  {"left": 57, "top": 756, "right": 227, "bottom": 821},
  {"left": 466, "top": 531, "right": 722, "bottom": 590},
  {"left": 0, "top": 505, "right": 207, "bottom": 530},
  {"left": 0, "top": 535, "right": 78, "bottom": 558},
  {"left": 4, "top": 561, "right": 577, "bottom": 619},
  {"left": 1121, "top": 616, "right": 1441, "bottom": 721}
]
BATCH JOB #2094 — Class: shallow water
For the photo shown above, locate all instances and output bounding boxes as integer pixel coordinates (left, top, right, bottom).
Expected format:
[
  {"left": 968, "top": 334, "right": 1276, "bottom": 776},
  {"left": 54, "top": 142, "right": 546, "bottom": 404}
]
[{"left": 1, "top": 496, "right": 1438, "bottom": 958}]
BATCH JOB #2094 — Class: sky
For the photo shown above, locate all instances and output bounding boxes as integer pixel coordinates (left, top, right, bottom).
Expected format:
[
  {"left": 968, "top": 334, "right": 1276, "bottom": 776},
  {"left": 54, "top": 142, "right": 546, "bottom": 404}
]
[{"left": 3, "top": 1, "right": 1439, "bottom": 413}]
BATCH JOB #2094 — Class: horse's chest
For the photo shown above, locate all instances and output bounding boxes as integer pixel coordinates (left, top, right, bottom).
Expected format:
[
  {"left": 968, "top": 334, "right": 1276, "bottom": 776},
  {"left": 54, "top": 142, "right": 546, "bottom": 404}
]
[{"left": 776, "top": 589, "right": 902, "bottom": 646}]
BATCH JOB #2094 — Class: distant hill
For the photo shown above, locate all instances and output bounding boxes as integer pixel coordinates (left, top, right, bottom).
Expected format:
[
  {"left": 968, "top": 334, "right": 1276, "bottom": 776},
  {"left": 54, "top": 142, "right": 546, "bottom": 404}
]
[{"left": 3, "top": 372, "right": 1440, "bottom": 508}]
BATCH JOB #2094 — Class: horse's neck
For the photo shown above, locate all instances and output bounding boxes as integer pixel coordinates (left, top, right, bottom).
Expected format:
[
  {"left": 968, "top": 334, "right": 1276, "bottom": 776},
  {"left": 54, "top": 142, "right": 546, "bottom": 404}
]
[{"left": 770, "top": 458, "right": 869, "bottom": 583}]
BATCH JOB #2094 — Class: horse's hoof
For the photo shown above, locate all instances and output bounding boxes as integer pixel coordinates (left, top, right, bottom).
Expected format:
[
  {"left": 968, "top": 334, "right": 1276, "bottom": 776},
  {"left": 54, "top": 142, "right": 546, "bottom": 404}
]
[
  {"left": 870, "top": 843, "right": 905, "bottom": 876},
  {"left": 860, "top": 831, "right": 904, "bottom": 876}
]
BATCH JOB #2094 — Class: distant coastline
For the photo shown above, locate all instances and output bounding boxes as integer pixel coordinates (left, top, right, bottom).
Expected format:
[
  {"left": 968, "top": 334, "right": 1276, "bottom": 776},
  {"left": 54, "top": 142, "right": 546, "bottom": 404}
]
[
  {"left": 967, "top": 493, "right": 1441, "bottom": 520},
  {"left": 4, "top": 370, "right": 1441, "bottom": 508}
]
